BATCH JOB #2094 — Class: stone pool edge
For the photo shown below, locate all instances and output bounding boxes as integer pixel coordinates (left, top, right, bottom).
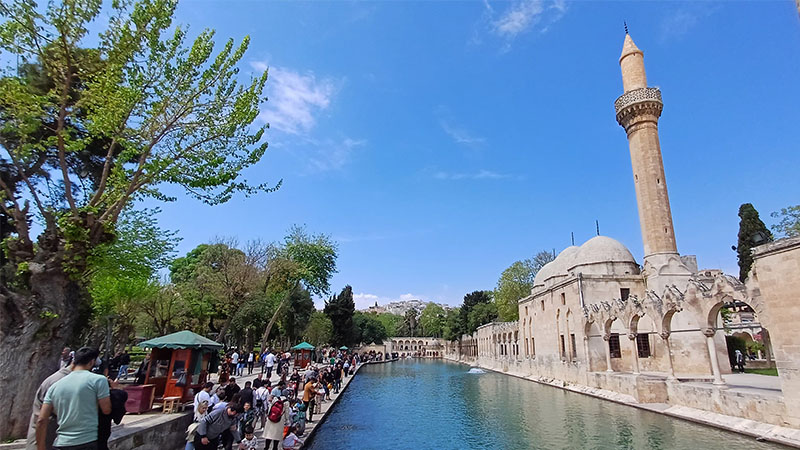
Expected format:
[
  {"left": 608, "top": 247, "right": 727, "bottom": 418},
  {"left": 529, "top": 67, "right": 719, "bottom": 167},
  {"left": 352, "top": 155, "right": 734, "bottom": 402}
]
[
  {"left": 301, "top": 359, "right": 393, "bottom": 449},
  {"left": 443, "top": 358, "right": 800, "bottom": 449}
]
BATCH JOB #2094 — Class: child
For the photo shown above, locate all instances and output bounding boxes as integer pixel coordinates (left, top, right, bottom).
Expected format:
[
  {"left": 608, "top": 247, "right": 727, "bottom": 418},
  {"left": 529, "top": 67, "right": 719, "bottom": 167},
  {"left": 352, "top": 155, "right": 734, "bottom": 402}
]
[
  {"left": 292, "top": 402, "right": 307, "bottom": 436},
  {"left": 282, "top": 425, "right": 304, "bottom": 449},
  {"left": 239, "top": 402, "right": 256, "bottom": 437},
  {"left": 238, "top": 426, "right": 258, "bottom": 450},
  {"left": 314, "top": 380, "right": 325, "bottom": 414}
]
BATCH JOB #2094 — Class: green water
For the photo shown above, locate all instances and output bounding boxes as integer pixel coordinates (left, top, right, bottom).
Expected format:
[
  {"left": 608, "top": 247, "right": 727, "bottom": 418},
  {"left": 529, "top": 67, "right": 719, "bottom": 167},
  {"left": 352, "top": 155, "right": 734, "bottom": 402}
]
[{"left": 307, "top": 359, "right": 787, "bottom": 450}]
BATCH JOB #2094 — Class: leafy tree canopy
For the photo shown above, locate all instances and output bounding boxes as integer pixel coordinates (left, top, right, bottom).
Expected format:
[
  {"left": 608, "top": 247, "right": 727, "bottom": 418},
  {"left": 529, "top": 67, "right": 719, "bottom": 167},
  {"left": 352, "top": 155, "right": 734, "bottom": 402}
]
[
  {"left": 467, "top": 301, "right": 497, "bottom": 334},
  {"left": 460, "top": 290, "right": 492, "bottom": 334},
  {"left": 736, "top": 203, "right": 772, "bottom": 281},
  {"left": 771, "top": 205, "right": 800, "bottom": 238},
  {"left": 419, "top": 303, "right": 445, "bottom": 338},
  {"left": 442, "top": 307, "right": 463, "bottom": 341},
  {"left": 324, "top": 285, "right": 357, "bottom": 347},
  {"left": 303, "top": 310, "right": 332, "bottom": 347},
  {"left": 354, "top": 311, "right": 388, "bottom": 345}
]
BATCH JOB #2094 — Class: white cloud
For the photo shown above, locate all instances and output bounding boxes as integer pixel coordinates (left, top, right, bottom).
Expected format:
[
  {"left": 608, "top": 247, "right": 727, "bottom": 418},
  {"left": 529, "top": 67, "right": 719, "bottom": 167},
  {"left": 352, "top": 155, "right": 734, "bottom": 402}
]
[
  {"left": 305, "top": 137, "right": 367, "bottom": 173},
  {"left": 253, "top": 64, "right": 336, "bottom": 135},
  {"left": 659, "top": 4, "right": 718, "bottom": 42},
  {"left": 440, "top": 120, "right": 485, "bottom": 146},
  {"left": 433, "top": 169, "right": 517, "bottom": 181},
  {"left": 484, "top": 0, "right": 567, "bottom": 50},
  {"left": 250, "top": 62, "right": 364, "bottom": 173}
]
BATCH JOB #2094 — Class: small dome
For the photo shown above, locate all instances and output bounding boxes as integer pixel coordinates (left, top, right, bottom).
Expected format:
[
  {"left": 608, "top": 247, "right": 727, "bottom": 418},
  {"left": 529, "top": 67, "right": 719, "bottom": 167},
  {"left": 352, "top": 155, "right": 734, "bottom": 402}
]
[
  {"left": 533, "top": 246, "right": 579, "bottom": 287},
  {"left": 568, "top": 236, "right": 639, "bottom": 275}
]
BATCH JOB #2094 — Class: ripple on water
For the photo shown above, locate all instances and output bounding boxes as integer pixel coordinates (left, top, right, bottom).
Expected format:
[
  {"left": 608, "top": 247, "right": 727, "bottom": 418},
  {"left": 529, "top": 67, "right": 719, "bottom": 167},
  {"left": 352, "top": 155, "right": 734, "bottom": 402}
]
[{"left": 307, "top": 360, "right": 789, "bottom": 450}]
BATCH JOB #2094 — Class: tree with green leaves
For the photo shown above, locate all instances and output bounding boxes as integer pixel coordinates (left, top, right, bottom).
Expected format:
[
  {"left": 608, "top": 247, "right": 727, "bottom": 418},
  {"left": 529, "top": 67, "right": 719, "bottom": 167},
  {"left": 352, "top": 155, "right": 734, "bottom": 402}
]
[
  {"left": 468, "top": 301, "right": 498, "bottom": 333},
  {"left": 494, "top": 250, "right": 554, "bottom": 321},
  {"left": 303, "top": 310, "right": 333, "bottom": 347},
  {"left": 324, "top": 285, "right": 357, "bottom": 347},
  {"left": 459, "top": 290, "right": 493, "bottom": 335},
  {"left": 277, "top": 286, "right": 315, "bottom": 346},
  {"left": 375, "top": 313, "right": 403, "bottom": 337},
  {"left": 88, "top": 208, "right": 178, "bottom": 350},
  {"left": 259, "top": 226, "right": 337, "bottom": 349},
  {"left": 736, "top": 203, "right": 773, "bottom": 281},
  {"left": 399, "top": 308, "right": 419, "bottom": 337},
  {"left": 419, "top": 303, "right": 445, "bottom": 337},
  {"left": 442, "top": 307, "right": 463, "bottom": 341},
  {"left": 494, "top": 260, "right": 534, "bottom": 321},
  {"left": 353, "top": 311, "right": 389, "bottom": 345},
  {"left": 0, "top": 0, "right": 276, "bottom": 437},
  {"left": 772, "top": 205, "right": 800, "bottom": 238}
]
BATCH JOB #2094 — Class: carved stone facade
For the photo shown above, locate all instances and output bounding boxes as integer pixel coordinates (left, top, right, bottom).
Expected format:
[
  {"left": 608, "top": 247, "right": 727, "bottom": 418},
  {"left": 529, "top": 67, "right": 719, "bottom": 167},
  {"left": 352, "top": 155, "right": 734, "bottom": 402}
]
[{"left": 444, "top": 33, "right": 800, "bottom": 436}]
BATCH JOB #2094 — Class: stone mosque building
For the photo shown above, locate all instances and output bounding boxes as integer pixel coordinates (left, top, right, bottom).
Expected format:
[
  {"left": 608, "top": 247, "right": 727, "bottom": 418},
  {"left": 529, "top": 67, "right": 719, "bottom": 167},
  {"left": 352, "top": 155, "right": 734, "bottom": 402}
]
[{"left": 445, "top": 33, "right": 800, "bottom": 440}]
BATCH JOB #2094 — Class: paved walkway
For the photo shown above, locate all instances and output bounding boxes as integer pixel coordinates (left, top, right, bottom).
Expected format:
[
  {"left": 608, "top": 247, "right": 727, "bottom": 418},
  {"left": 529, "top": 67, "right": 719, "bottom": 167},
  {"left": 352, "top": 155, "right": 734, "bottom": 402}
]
[{"left": 638, "top": 370, "right": 783, "bottom": 398}]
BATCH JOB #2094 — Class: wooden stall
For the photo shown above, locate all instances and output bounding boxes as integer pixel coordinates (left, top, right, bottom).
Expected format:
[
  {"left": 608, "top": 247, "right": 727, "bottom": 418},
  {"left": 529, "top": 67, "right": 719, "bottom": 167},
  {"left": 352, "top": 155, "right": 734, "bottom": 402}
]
[
  {"left": 291, "top": 342, "right": 315, "bottom": 369},
  {"left": 138, "top": 330, "right": 222, "bottom": 403}
]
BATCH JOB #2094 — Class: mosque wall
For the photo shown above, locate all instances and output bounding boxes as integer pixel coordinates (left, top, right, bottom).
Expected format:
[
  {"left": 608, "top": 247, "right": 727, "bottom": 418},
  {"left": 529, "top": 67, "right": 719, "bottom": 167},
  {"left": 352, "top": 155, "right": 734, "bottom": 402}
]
[{"left": 751, "top": 236, "right": 800, "bottom": 428}]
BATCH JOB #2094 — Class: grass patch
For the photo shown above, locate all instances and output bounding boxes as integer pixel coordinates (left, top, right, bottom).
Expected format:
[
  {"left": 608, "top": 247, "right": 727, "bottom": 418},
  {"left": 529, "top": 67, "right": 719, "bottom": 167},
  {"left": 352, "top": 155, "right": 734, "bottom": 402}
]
[{"left": 744, "top": 368, "right": 778, "bottom": 376}]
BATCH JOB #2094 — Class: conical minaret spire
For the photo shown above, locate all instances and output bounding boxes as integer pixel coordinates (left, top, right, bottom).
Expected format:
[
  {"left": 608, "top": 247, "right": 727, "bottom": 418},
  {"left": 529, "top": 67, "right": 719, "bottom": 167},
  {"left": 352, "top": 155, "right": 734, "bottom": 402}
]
[{"left": 614, "top": 33, "right": 687, "bottom": 289}]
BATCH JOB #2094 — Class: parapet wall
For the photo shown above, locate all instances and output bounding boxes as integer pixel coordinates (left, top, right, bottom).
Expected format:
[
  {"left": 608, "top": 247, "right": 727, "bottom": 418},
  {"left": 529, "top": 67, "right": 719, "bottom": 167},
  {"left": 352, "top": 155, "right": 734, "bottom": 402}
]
[{"left": 444, "top": 348, "right": 791, "bottom": 428}]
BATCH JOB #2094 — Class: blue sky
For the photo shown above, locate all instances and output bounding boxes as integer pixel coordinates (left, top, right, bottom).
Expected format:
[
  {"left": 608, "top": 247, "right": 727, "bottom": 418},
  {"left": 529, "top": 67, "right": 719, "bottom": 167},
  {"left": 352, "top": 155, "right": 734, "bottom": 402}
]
[{"left": 149, "top": 1, "right": 800, "bottom": 309}]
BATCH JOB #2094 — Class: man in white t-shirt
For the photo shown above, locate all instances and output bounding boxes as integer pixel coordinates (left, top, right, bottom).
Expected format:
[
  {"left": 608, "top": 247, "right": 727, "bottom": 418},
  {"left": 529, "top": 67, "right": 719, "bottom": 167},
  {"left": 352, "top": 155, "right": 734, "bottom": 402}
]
[
  {"left": 230, "top": 350, "right": 240, "bottom": 376},
  {"left": 265, "top": 351, "right": 276, "bottom": 379},
  {"left": 194, "top": 382, "right": 213, "bottom": 410}
]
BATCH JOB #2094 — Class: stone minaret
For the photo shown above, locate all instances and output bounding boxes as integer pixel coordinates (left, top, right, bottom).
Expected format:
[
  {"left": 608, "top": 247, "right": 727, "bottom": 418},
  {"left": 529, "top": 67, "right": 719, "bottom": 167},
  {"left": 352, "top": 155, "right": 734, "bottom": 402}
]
[{"left": 615, "top": 32, "right": 690, "bottom": 291}]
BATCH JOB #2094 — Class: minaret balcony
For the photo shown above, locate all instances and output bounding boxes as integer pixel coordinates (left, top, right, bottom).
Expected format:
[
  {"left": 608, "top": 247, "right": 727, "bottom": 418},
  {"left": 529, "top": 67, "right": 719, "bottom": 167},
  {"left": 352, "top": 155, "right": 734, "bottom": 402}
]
[
  {"left": 615, "top": 87, "right": 663, "bottom": 130},
  {"left": 614, "top": 87, "right": 662, "bottom": 114}
]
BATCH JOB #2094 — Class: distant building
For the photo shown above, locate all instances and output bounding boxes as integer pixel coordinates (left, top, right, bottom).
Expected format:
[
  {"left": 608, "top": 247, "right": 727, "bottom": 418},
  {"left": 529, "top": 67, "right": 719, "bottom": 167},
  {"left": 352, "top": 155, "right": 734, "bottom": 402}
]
[{"left": 362, "top": 299, "right": 448, "bottom": 316}]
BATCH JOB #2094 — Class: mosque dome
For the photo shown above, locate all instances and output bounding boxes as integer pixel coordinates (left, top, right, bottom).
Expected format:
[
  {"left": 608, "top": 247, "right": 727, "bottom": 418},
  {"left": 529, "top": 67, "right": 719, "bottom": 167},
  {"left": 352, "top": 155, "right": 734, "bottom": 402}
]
[
  {"left": 533, "top": 246, "right": 579, "bottom": 287},
  {"left": 567, "top": 236, "right": 639, "bottom": 276}
]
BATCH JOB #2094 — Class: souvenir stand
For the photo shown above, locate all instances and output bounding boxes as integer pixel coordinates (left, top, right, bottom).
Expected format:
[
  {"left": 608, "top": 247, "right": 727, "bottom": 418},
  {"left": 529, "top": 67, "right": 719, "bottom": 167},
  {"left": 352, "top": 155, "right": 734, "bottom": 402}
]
[{"left": 137, "top": 330, "right": 222, "bottom": 403}]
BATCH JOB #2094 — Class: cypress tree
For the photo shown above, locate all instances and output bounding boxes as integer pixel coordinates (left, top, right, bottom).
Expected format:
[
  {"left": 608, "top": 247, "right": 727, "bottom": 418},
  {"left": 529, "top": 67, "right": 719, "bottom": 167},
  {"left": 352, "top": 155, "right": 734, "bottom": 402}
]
[
  {"left": 324, "top": 285, "right": 357, "bottom": 346},
  {"left": 736, "top": 203, "right": 773, "bottom": 282}
]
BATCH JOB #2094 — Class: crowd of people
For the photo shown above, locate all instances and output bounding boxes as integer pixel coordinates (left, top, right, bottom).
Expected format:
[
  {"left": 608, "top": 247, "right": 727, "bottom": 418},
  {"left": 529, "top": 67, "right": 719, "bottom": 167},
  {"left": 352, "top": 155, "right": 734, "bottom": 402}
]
[
  {"left": 25, "top": 344, "right": 364, "bottom": 450},
  {"left": 186, "top": 348, "right": 361, "bottom": 450}
]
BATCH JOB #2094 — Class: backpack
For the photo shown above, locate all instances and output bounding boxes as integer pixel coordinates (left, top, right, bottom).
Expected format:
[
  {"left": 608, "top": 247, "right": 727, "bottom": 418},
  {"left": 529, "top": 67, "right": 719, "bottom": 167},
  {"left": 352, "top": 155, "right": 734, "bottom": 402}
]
[
  {"left": 268, "top": 399, "right": 284, "bottom": 423},
  {"left": 255, "top": 388, "right": 267, "bottom": 409}
]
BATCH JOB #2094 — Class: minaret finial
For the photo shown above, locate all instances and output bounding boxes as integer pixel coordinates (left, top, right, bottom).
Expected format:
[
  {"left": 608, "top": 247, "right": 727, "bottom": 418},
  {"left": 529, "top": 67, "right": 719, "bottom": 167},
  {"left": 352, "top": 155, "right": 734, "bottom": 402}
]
[{"left": 624, "top": 21, "right": 629, "bottom": 35}]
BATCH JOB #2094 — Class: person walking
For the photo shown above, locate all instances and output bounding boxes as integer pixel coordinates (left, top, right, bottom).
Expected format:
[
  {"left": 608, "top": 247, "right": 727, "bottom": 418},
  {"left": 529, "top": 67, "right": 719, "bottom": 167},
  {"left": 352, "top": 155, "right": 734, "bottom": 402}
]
[
  {"left": 302, "top": 377, "right": 316, "bottom": 423},
  {"left": 735, "top": 349, "right": 746, "bottom": 373},
  {"left": 247, "top": 351, "right": 255, "bottom": 375},
  {"left": 193, "top": 404, "right": 242, "bottom": 450},
  {"left": 231, "top": 350, "right": 240, "bottom": 377},
  {"left": 262, "top": 395, "right": 289, "bottom": 450},
  {"left": 36, "top": 347, "right": 111, "bottom": 450},
  {"left": 26, "top": 363, "right": 73, "bottom": 450},
  {"left": 264, "top": 350, "right": 276, "bottom": 380}
]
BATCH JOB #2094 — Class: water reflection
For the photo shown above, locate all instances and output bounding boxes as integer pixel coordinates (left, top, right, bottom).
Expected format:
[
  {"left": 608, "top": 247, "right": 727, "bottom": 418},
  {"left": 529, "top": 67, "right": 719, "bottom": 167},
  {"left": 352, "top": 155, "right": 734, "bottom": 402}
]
[{"left": 307, "top": 360, "right": 786, "bottom": 450}]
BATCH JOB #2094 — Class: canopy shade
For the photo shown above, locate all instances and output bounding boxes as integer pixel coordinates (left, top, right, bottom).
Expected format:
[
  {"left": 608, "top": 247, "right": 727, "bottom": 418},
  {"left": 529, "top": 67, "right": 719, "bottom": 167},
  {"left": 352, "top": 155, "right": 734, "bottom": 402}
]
[
  {"left": 291, "top": 342, "right": 315, "bottom": 351},
  {"left": 139, "top": 330, "right": 222, "bottom": 350},
  {"left": 339, "top": 346, "right": 349, "bottom": 350}
]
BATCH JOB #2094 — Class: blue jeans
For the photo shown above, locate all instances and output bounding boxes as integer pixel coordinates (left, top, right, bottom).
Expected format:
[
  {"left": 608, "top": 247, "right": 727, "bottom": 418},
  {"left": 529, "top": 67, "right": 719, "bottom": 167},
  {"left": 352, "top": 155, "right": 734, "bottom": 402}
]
[{"left": 118, "top": 365, "right": 129, "bottom": 379}]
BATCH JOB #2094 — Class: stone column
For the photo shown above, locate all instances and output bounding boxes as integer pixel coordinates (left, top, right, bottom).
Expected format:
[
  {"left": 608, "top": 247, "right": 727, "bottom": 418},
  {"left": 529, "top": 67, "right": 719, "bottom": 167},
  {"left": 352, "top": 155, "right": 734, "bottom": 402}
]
[
  {"left": 603, "top": 334, "right": 613, "bottom": 372},
  {"left": 583, "top": 336, "right": 592, "bottom": 372},
  {"left": 628, "top": 333, "right": 640, "bottom": 375},
  {"left": 660, "top": 331, "right": 676, "bottom": 380},
  {"left": 703, "top": 328, "right": 726, "bottom": 385}
]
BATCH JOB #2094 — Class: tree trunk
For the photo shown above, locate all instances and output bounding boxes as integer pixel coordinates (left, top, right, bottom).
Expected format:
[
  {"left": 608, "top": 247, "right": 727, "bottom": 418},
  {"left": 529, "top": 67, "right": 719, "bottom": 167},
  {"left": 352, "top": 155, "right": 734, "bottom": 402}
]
[
  {"left": 260, "top": 283, "right": 299, "bottom": 351},
  {"left": 216, "top": 316, "right": 234, "bottom": 343},
  {"left": 0, "top": 265, "right": 81, "bottom": 440}
]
